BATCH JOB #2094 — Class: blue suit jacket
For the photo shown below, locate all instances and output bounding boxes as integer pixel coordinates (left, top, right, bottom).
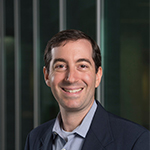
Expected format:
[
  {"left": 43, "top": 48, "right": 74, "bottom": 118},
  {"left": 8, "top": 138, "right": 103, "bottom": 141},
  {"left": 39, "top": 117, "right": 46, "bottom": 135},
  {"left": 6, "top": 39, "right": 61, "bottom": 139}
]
[{"left": 24, "top": 100, "right": 150, "bottom": 150}]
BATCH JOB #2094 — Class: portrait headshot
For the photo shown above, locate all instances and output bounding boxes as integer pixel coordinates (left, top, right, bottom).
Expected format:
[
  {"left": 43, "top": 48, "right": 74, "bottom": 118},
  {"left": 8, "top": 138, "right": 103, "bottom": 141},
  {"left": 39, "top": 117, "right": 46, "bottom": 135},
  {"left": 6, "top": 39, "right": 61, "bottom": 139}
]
[
  {"left": 24, "top": 29, "right": 150, "bottom": 150},
  {"left": 0, "top": 1, "right": 149, "bottom": 150}
]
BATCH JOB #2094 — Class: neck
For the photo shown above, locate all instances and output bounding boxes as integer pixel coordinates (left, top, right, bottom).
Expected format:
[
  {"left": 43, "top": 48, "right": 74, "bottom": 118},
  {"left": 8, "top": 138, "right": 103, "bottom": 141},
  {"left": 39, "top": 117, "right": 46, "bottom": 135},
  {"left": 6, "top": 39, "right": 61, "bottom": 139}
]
[{"left": 59, "top": 101, "right": 94, "bottom": 132}]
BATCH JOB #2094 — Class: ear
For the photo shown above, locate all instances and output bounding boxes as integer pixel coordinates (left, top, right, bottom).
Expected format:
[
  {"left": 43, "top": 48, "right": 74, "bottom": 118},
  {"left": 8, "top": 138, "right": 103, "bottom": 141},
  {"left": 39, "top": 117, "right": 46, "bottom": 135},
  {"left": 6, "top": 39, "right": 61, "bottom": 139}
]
[
  {"left": 43, "top": 66, "right": 51, "bottom": 87},
  {"left": 95, "top": 67, "right": 103, "bottom": 88}
]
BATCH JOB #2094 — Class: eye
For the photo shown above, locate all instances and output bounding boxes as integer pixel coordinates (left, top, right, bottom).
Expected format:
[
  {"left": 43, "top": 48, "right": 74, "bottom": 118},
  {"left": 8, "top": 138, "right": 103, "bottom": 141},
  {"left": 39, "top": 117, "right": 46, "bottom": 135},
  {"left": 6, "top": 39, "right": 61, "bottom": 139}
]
[
  {"left": 78, "top": 64, "right": 89, "bottom": 71},
  {"left": 54, "top": 64, "right": 67, "bottom": 71},
  {"left": 80, "top": 64, "right": 87, "bottom": 68},
  {"left": 56, "top": 64, "right": 64, "bottom": 68}
]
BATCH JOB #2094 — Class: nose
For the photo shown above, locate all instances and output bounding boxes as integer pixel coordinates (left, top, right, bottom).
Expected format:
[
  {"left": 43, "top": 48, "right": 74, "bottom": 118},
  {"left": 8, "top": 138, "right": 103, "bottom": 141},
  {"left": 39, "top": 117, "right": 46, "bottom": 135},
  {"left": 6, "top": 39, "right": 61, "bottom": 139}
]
[{"left": 65, "top": 67, "right": 78, "bottom": 83}]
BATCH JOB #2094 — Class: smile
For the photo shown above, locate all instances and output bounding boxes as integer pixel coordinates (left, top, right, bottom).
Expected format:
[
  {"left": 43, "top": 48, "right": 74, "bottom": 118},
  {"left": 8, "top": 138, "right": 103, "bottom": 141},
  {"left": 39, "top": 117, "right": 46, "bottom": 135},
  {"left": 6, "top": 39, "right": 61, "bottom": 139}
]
[{"left": 62, "top": 88, "right": 83, "bottom": 93}]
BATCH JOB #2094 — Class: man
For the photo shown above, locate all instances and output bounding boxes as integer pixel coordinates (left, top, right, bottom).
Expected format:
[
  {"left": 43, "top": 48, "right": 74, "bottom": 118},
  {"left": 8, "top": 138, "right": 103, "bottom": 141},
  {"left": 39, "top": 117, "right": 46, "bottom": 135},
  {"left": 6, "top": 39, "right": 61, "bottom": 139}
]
[{"left": 25, "top": 29, "right": 149, "bottom": 150}]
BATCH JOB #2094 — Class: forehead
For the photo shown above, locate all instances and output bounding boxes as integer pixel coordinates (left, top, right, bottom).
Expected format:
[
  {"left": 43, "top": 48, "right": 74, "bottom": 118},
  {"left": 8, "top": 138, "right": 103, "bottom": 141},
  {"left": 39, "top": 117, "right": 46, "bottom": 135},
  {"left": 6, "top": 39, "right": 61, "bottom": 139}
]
[{"left": 51, "top": 39, "right": 93, "bottom": 60}]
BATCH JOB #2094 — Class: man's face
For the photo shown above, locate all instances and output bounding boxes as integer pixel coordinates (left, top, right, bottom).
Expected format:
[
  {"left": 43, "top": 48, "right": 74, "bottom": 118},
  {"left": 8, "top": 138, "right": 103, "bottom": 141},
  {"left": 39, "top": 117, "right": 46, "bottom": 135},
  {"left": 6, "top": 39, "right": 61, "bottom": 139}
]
[{"left": 44, "top": 39, "right": 102, "bottom": 112}]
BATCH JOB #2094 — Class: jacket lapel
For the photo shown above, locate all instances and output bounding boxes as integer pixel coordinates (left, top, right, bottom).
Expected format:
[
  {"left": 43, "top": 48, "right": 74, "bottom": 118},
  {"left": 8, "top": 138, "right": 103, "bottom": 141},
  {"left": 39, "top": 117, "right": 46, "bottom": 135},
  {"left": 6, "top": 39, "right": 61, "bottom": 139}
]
[
  {"left": 81, "top": 130, "right": 105, "bottom": 150},
  {"left": 81, "top": 101, "right": 114, "bottom": 150},
  {"left": 40, "top": 120, "right": 55, "bottom": 150}
]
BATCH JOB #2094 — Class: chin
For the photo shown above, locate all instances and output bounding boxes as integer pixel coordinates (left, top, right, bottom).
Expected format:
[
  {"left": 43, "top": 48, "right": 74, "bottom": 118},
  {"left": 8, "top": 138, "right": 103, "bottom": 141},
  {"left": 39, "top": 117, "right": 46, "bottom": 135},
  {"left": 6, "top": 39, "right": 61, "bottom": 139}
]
[{"left": 62, "top": 102, "right": 82, "bottom": 111}]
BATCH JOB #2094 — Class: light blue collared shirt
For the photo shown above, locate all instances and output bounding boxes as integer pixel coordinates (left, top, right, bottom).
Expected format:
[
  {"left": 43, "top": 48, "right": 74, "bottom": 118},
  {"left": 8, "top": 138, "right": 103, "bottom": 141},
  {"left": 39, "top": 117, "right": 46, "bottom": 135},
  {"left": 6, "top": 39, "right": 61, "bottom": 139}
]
[{"left": 52, "top": 100, "right": 97, "bottom": 150}]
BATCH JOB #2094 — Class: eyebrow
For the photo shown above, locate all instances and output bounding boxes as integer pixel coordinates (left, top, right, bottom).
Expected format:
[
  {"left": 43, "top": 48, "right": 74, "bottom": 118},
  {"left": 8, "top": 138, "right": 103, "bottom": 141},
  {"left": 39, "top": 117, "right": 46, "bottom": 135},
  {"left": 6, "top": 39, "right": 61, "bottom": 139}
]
[
  {"left": 53, "top": 58, "right": 92, "bottom": 65},
  {"left": 53, "top": 58, "right": 67, "bottom": 65},
  {"left": 76, "top": 58, "right": 92, "bottom": 65}
]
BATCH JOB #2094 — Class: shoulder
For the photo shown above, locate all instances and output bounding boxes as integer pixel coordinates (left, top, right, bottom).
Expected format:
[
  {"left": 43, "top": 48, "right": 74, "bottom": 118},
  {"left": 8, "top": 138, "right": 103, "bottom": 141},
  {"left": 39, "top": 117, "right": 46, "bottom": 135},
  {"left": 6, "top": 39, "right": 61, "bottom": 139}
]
[
  {"left": 108, "top": 112, "right": 148, "bottom": 137},
  {"left": 95, "top": 100, "right": 148, "bottom": 135},
  {"left": 108, "top": 112, "right": 150, "bottom": 149},
  {"left": 93, "top": 100, "right": 150, "bottom": 149},
  {"left": 29, "top": 119, "right": 55, "bottom": 139},
  {"left": 24, "top": 119, "right": 55, "bottom": 149}
]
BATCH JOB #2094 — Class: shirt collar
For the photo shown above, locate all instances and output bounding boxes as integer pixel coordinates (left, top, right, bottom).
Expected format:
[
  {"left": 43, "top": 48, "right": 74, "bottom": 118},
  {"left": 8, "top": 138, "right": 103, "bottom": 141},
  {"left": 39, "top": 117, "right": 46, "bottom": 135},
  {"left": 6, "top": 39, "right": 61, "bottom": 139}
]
[
  {"left": 52, "top": 100, "right": 97, "bottom": 139},
  {"left": 74, "top": 100, "right": 97, "bottom": 138}
]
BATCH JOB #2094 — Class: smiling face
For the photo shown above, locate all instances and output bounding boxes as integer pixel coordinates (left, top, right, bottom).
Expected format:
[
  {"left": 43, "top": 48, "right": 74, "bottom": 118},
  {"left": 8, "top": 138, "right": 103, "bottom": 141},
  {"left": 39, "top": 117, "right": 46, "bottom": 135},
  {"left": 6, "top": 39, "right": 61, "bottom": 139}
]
[{"left": 43, "top": 39, "right": 102, "bottom": 113}]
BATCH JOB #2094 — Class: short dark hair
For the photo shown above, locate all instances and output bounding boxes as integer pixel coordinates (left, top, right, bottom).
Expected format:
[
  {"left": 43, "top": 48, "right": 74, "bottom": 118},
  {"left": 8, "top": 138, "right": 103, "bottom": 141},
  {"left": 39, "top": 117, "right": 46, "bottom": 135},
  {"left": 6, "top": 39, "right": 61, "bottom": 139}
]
[{"left": 44, "top": 29, "right": 101, "bottom": 73}]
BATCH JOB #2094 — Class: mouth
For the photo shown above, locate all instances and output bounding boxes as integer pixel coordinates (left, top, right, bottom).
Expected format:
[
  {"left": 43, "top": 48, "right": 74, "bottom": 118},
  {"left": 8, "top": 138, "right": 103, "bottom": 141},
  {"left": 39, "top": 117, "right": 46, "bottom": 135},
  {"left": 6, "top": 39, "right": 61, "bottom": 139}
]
[{"left": 62, "top": 88, "right": 83, "bottom": 93}]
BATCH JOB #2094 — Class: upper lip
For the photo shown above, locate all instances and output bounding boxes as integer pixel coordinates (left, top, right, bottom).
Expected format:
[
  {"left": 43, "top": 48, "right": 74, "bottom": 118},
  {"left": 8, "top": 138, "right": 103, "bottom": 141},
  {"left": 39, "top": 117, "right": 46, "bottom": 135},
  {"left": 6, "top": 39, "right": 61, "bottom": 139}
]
[
  {"left": 61, "top": 87, "right": 84, "bottom": 92},
  {"left": 61, "top": 87, "right": 83, "bottom": 90}
]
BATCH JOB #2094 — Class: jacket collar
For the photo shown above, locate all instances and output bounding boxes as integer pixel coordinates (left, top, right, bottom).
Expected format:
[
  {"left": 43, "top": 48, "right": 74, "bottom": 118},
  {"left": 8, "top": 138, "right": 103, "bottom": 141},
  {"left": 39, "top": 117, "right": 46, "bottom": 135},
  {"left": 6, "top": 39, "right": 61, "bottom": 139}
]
[
  {"left": 39, "top": 100, "right": 114, "bottom": 150},
  {"left": 82, "top": 100, "right": 114, "bottom": 149}
]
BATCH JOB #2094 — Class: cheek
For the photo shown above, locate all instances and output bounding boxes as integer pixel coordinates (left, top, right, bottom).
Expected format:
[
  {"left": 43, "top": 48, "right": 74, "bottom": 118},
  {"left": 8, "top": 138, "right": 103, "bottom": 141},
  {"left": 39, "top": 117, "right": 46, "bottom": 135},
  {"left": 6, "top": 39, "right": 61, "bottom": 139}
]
[
  {"left": 82, "top": 73, "right": 96, "bottom": 86},
  {"left": 49, "top": 75, "right": 54, "bottom": 85},
  {"left": 49, "top": 72, "right": 56, "bottom": 87},
  {"left": 49, "top": 73, "right": 63, "bottom": 87}
]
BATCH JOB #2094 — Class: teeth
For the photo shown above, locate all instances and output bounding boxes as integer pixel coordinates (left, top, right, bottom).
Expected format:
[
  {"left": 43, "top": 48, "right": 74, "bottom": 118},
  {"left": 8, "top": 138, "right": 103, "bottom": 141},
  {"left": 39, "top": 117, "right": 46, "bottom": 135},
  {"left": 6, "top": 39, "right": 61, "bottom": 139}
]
[{"left": 63, "top": 88, "right": 82, "bottom": 93}]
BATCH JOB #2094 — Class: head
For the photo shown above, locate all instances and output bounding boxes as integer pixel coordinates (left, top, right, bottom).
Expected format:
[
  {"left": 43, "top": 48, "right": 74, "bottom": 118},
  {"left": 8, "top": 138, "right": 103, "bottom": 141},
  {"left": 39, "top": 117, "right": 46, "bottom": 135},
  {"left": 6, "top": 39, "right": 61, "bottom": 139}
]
[
  {"left": 43, "top": 29, "right": 102, "bottom": 113},
  {"left": 44, "top": 29, "right": 101, "bottom": 74}
]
